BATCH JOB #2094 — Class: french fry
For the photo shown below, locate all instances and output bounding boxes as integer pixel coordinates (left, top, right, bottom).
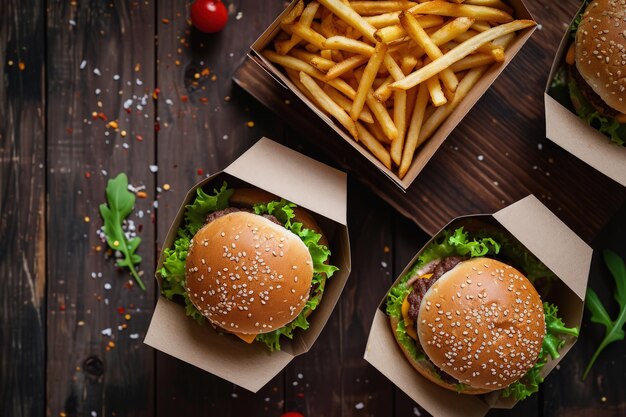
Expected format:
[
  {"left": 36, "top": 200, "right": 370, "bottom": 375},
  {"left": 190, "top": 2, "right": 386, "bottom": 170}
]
[
  {"left": 409, "top": 17, "right": 474, "bottom": 58},
  {"left": 323, "top": 36, "right": 375, "bottom": 56},
  {"left": 351, "top": 42, "right": 388, "bottom": 121},
  {"left": 275, "top": 1, "right": 320, "bottom": 55},
  {"left": 356, "top": 122, "right": 392, "bottom": 169},
  {"left": 408, "top": 1, "right": 514, "bottom": 23},
  {"left": 318, "top": 0, "right": 378, "bottom": 42},
  {"left": 349, "top": 1, "right": 417, "bottom": 15},
  {"left": 283, "top": 22, "right": 328, "bottom": 50},
  {"left": 400, "top": 56, "right": 420, "bottom": 75},
  {"left": 320, "top": 13, "right": 339, "bottom": 37},
  {"left": 464, "top": 0, "right": 514, "bottom": 15},
  {"left": 290, "top": 49, "right": 336, "bottom": 71},
  {"left": 365, "top": 89, "right": 398, "bottom": 141},
  {"left": 399, "top": 83, "right": 429, "bottom": 178},
  {"left": 391, "top": 89, "right": 407, "bottom": 165},
  {"left": 450, "top": 53, "right": 495, "bottom": 72},
  {"left": 365, "top": 13, "right": 443, "bottom": 30},
  {"left": 471, "top": 21, "right": 491, "bottom": 32},
  {"left": 299, "top": 72, "right": 359, "bottom": 139},
  {"left": 324, "top": 85, "right": 375, "bottom": 123},
  {"left": 286, "top": 69, "right": 324, "bottom": 109},
  {"left": 373, "top": 76, "right": 394, "bottom": 102},
  {"left": 326, "top": 55, "right": 369, "bottom": 80},
  {"left": 426, "top": 75, "right": 447, "bottom": 106},
  {"left": 263, "top": 50, "right": 357, "bottom": 99},
  {"left": 454, "top": 31, "right": 504, "bottom": 59},
  {"left": 399, "top": 11, "right": 459, "bottom": 92},
  {"left": 419, "top": 66, "right": 489, "bottom": 142},
  {"left": 282, "top": 0, "right": 305, "bottom": 25},
  {"left": 390, "top": 19, "right": 536, "bottom": 90}
]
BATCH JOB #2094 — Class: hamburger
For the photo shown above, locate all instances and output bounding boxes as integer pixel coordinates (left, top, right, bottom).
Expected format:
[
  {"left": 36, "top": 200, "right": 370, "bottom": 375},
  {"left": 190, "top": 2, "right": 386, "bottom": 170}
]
[
  {"left": 555, "top": 0, "right": 626, "bottom": 144},
  {"left": 386, "top": 228, "right": 579, "bottom": 399},
  {"left": 159, "top": 182, "right": 338, "bottom": 351}
]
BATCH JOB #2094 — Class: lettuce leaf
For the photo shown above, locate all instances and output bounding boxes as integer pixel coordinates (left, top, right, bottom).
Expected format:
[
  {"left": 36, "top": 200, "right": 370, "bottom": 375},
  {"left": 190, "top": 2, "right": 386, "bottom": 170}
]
[
  {"left": 253, "top": 200, "right": 337, "bottom": 351},
  {"left": 386, "top": 227, "right": 501, "bottom": 362},
  {"left": 159, "top": 182, "right": 233, "bottom": 324},
  {"left": 568, "top": 77, "right": 626, "bottom": 146},
  {"left": 502, "top": 302, "right": 579, "bottom": 400}
]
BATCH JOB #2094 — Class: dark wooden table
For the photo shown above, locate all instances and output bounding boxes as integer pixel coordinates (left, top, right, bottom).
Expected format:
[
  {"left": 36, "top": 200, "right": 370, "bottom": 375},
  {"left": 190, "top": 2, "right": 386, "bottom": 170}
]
[{"left": 1, "top": 1, "right": 625, "bottom": 416}]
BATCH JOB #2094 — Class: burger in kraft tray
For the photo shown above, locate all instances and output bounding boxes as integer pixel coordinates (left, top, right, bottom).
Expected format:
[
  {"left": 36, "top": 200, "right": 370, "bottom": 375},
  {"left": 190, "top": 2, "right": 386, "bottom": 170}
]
[
  {"left": 549, "top": 0, "right": 626, "bottom": 145},
  {"left": 365, "top": 196, "right": 591, "bottom": 416},
  {"left": 145, "top": 138, "right": 351, "bottom": 392}
]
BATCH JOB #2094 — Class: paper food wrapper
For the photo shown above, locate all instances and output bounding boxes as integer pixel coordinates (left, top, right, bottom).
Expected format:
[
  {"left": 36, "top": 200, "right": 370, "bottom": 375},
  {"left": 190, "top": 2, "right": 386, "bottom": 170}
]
[
  {"left": 145, "top": 138, "right": 351, "bottom": 392},
  {"left": 545, "top": 4, "right": 626, "bottom": 186},
  {"left": 364, "top": 195, "right": 591, "bottom": 417},
  {"left": 249, "top": 0, "right": 537, "bottom": 189}
]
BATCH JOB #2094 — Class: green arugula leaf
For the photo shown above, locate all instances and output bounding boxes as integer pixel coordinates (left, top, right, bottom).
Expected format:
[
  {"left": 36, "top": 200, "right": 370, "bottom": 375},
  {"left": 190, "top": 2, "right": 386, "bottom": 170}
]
[
  {"left": 502, "top": 302, "right": 578, "bottom": 400},
  {"left": 583, "top": 250, "right": 626, "bottom": 379},
  {"left": 99, "top": 173, "right": 145, "bottom": 290}
]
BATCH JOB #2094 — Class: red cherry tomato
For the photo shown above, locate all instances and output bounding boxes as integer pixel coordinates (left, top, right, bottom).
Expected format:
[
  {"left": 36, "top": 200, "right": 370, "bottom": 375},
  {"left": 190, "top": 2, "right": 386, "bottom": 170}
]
[
  {"left": 190, "top": 0, "right": 228, "bottom": 33},
  {"left": 280, "top": 413, "right": 304, "bottom": 417}
]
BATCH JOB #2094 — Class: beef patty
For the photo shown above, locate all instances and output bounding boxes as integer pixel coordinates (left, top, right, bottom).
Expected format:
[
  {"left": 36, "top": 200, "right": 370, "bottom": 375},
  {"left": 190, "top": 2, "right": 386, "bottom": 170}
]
[
  {"left": 569, "top": 64, "right": 619, "bottom": 118},
  {"left": 407, "top": 256, "right": 465, "bottom": 322}
]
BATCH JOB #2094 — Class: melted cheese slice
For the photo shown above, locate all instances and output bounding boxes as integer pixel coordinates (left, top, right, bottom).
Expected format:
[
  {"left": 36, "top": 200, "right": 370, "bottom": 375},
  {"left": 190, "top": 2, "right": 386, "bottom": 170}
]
[{"left": 233, "top": 332, "right": 257, "bottom": 343}]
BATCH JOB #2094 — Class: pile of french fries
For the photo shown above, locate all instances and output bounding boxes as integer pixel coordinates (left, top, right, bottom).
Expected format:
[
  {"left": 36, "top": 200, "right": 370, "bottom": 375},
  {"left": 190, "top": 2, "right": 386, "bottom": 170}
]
[{"left": 262, "top": 0, "right": 535, "bottom": 178}]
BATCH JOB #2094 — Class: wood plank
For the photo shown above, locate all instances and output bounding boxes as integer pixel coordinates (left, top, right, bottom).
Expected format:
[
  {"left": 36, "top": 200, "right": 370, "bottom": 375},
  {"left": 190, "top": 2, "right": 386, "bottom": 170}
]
[
  {"left": 233, "top": 0, "right": 626, "bottom": 245},
  {"left": 154, "top": 1, "right": 288, "bottom": 415},
  {"left": 46, "top": 1, "right": 156, "bottom": 416},
  {"left": 541, "top": 202, "right": 626, "bottom": 417},
  {"left": 0, "top": 0, "right": 46, "bottom": 415}
]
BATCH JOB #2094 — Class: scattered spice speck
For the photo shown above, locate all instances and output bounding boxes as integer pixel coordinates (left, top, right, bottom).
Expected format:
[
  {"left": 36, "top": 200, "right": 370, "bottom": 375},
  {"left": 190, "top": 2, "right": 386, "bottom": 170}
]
[
  {"left": 84, "top": 216, "right": 90, "bottom": 223},
  {"left": 163, "top": 184, "right": 171, "bottom": 191},
  {"left": 18, "top": 62, "right": 26, "bottom": 71},
  {"left": 246, "top": 121, "right": 255, "bottom": 128},
  {"left": 162, "top": 18, "right": 170, "bottom": 24}
]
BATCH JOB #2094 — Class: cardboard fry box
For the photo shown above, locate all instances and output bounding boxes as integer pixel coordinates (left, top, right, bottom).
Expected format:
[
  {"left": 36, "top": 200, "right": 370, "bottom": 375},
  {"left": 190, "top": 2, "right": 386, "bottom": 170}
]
[
  {"left": 145, "top": 138, "right": 351, "bottom": 392},
  {"left": 364, "top": 195, "right": 590, "bottom": 417},
  {"left": 249, "top": 0, "right": 536, "bottom": 189},
  {"left": 545, "top": 4, "right": 626, "bottom": 186}
]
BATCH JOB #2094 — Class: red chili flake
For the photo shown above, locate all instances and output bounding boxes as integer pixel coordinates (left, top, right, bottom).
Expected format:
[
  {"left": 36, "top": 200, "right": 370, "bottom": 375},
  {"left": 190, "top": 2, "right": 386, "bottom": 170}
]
[
  {"left": 117, "top": 307, "right": 126, "bottom": 315},
  {"left": 136, "top": 135, "right": 143, "bottom": 142},
  {"left": 66, "top": 127, "right": 74, "bottom": 134},
  {"left": 84, "top": 171, "right": 91, "bottom": 179},
  {"left": 180, "top": 95, "right": 189, "bottom": 102},
  {"left": 197, "top": 168, "right": 204, "bottom": 176},
  {"left": 59, "top": 304, "right": 66, "bottom": 311},
  {"left": 98, "top": 112, "right": 108, "bottom": 121},
  {"left": 199, "top": 97, "right": 208, "bottom": 104},
  {"left": 201, "top": 68, "right": 210, "bottom": 77},
  {"left": 137, "top": 224, "right": 143, "bottom": 233},
  {"left": 162, "top": 18, "right": 170, "bottom": 24},
  {"left": 154, "top": 123, "right": 161, "bottom": 132},
  {"left": 125, "top": 107, "right": 132, "bottom": 114},
  {"left": 152, "top": 88, "right": 160, "bottom": 100},
  {"left": 296, "top": 393, "right": 305, "bottom": 398}
]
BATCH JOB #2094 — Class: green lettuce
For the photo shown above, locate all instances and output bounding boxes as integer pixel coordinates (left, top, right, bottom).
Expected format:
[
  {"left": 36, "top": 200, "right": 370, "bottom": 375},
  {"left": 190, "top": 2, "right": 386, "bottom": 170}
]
[
  {"left": 160, "top": 183, "right": 234, "bottom": 324},
  {"left": 568, "top": 77, "right": 626, "bottom": 146},
  {"left": 252, "top": 200, "right": 338, "bottom": 351},
  {"left": 159, "top": 185, "right": 338, "bottom": 351},
  {"left": 502, "top": 302, "right": 579, "bottom": 401},
  {"left": 385, "top": 227, "right": 501, "bottom": 362}
]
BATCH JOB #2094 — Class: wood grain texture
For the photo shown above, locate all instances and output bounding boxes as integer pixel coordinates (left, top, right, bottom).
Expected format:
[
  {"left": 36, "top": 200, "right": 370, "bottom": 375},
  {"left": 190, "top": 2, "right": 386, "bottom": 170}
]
[
  {"left": 233, "top": 0, "right": 626, "bottom": 245},
  {"left": 154, "top": 1, "right": 288, "bottom": 415},
  {"left": 46, "top": 1, "right": 156, "bottom": 416},
  {"left": 0, "top": 0, "right": 46, "bottom": 416}
]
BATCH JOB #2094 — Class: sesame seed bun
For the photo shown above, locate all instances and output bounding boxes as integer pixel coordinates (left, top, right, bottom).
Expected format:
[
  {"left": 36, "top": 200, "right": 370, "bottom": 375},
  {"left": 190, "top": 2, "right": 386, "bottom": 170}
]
[
  {"left": 417, "top": 258, "right": 546, "bottom": 393},
  {"left": 389, "top": 315, "right": 491, "bottom": 395},
  {"left": 186, "top": 211, "right": 314, "bottom": 334},
  {"left": 575, "top": 0, "right": 626, "bottom": 114}
]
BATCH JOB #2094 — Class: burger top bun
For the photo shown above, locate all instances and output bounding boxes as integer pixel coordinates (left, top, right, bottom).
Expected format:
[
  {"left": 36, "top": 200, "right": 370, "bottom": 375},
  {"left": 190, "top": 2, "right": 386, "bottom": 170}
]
[
  {"left": 185, "top": 211, "right": 314, "bottom": 334},
  {"left": 417, "top": 258, "right": 546, "bottom": 391},
  {"left": 575, "top": 0, "right": 626, "bottom": 114}
]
